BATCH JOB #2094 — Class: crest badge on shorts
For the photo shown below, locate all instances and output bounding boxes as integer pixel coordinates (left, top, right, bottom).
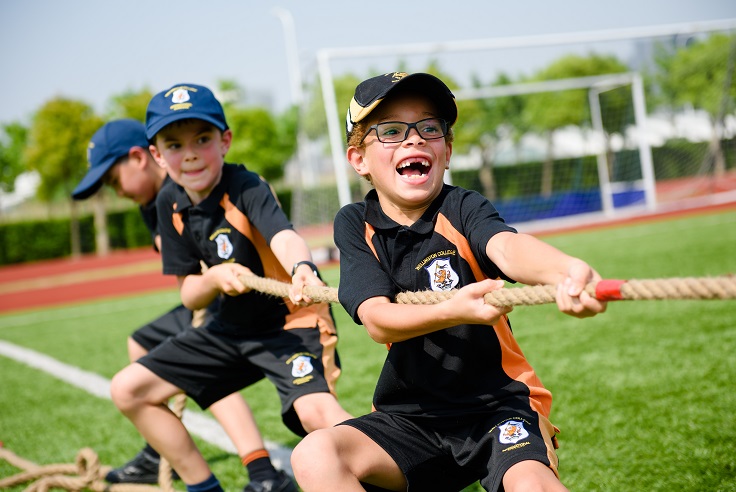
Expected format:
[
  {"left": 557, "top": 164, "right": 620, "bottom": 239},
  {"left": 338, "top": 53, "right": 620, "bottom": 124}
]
[
  {"left": 498, "top": 420, "right": 529, "bottom": 444},
  {"left": 425, "top": 258, "right": 459, "bottom": 291},
  {"left": 215, "top": 233, "right": 233, "bottom": 259},
  {"left": 291, "top": 355, "right": 314, "bottom": 378}
]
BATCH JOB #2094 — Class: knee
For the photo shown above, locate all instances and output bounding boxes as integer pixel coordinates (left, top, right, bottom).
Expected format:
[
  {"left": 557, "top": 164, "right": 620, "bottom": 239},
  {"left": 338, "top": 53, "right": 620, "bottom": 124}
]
[
  {"left": 293, "top": 393, "right": 349, "bottom": 432},
  {"left": 291, "top": 431, "right": 340, "bottom": 485},
  {"left": 109, "top": 367, "right": 142, "bottom": 414}
]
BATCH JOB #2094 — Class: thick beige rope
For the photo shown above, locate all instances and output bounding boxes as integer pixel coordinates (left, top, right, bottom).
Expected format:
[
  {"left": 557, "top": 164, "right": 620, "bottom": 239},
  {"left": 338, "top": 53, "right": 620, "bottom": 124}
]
[
  {"left": 0, "top": 445, "right": 161, "bottom": 491},
  {"left": 238, "top": 274, "right": 736, "bottom": 307},
  {"left": 0, "top": 398, "right": 186, "bottom": 491}
]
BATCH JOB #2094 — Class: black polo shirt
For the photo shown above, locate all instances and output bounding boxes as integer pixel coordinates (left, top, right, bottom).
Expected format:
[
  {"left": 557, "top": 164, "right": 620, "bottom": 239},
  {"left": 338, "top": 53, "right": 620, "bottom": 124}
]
[
  {"left": 139, "top": 175, "right": 174, "bottom": 251},
  {"left": 157, "top": 163, "right": 294, "bottom": 333},
  {"left": 334, "top": 184, "right": 553, "bottom": 422}
]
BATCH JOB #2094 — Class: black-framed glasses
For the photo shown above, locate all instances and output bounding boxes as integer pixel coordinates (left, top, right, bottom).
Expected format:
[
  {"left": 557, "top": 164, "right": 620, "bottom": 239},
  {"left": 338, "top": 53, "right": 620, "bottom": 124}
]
[{"left": 360, "top": 118, "right": 449, "bottom": 144}]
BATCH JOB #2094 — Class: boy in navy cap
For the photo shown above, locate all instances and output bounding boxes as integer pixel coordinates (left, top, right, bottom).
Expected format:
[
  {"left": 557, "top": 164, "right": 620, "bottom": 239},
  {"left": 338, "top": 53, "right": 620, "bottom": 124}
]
[
  {"left": 109, "top": 84, "right": 352, "bottom": 492},
  {"left": 290, "top": 72, "right": 608, "bottom": 492},
  {"left": 73, "top": 119, "right": 295, "bottom": 491}
]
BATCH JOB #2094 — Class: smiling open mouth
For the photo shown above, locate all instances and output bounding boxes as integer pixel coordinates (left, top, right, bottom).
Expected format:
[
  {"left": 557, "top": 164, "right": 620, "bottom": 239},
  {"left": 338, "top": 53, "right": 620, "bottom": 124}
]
[{"left": 397, "top": 159, "right": 430, "bottom": 178}]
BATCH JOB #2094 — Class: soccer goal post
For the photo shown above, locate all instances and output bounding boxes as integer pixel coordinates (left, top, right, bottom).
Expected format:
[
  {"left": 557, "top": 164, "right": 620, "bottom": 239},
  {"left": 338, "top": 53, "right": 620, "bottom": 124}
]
[
  {"left": 316, "top": 17, "right": 736, "bottom": 221},
  {"left": 453, "top": 72, "right": 655, "bottom": 217}
]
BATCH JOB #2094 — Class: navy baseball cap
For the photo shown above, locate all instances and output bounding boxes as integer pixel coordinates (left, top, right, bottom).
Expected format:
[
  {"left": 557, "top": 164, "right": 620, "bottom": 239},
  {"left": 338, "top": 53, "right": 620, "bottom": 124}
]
[
  {"left": 72, "top": 119, "right": 148, "bottom": 200},
  {"left": 346, "top": 72, "right": 458, "bottom": 142},
  {"left": 146, "top": 83, "right": 228, "bottom": 140}
]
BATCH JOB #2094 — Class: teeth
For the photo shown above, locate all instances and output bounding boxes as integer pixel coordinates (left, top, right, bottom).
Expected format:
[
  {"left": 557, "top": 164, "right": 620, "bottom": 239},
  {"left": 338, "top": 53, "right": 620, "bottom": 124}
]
[{"left": 397, "top": 159, "right": 429, "bottom": 169}]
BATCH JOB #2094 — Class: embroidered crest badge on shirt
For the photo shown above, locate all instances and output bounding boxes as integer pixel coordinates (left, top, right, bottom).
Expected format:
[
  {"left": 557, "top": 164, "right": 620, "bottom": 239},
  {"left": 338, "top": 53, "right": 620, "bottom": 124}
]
[
  {"left": 498, "top": 420, "right": 530, "bottom": 444},
  {"left": 425, "top": 258, "right": 459, "bottom": 291},
  {"left": 291, "top": 355, "right": 314, "bottom": 378},
  {"left": 215, "top": 233, "right": 233, "bottom": 259}
]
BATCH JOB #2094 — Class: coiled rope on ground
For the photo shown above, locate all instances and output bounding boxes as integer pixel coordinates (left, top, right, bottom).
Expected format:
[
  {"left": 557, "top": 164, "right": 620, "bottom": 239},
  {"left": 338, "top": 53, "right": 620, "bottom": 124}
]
[{"left": 0, "top": 394, "right": 186, "bottom": 492}]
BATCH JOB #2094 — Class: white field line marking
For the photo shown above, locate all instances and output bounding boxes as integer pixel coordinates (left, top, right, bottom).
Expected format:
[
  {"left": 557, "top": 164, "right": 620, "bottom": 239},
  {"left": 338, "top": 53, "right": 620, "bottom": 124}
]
[{"left": 0, "top": 340, "right": 293, "bottom": 473}]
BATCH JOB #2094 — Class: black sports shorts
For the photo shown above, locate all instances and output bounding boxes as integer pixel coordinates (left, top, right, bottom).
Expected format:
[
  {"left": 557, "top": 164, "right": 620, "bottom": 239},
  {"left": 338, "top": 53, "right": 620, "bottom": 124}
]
[
  {"left": 138, "top": 322, "right": 339, "bottom": 436},
  {"left": 339, "top": 408, "right": 559, "bottom": 492},
  {"left": 130, "top": 304, "right": 208, "bottom": 351}
]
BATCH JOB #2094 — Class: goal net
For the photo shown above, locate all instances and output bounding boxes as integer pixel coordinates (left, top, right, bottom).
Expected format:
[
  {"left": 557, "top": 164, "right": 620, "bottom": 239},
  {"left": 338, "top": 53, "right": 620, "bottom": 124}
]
[{"left": 291, "top": 19, "right": 736, "bottom": 230}]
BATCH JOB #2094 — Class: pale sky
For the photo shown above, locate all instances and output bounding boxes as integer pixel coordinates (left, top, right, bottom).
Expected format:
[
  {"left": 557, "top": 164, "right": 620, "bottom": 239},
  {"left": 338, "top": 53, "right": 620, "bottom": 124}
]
[{"left": 1, "top": 0, "right": 735, "bottom": 125}]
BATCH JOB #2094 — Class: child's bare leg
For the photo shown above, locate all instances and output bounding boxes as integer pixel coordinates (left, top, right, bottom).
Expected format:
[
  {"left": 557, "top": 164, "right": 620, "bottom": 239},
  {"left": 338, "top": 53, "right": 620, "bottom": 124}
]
[
  {"left": 291, "top": 425, "right": 405, "bottom": 491},
  {"left": 127, "top": 337, "right": 149, "bottom": 362},
  {"left": 292, "top": 392, "right": 352, "bottom": 432},
  {"left": 502, "top": 460, "right": 568, "bottom": 492},
  {"left": 110, "top": 363, "right": 211, "bottom": 484},
  {"left": 208, "top": 393, "right": 265, "bottom": 457}
]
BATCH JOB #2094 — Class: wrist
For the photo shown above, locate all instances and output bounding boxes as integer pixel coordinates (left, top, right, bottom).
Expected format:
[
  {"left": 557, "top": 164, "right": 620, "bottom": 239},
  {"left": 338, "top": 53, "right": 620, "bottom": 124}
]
[{"left": 291, "top": 260, "right": 321, "bottom": 279}]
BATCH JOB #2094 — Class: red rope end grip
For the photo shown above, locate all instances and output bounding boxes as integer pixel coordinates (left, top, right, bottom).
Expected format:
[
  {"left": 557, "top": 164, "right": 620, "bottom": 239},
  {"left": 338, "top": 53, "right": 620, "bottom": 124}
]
[{"left": 594, "top": 279, "right": 627, "bottom": 301}]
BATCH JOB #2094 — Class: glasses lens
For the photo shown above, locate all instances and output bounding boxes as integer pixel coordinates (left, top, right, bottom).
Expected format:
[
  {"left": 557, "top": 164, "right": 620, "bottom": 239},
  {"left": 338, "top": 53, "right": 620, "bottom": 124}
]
[
  {"left": 375, "top": 122, "right": 409, "bottom": 143},
  {"left": 373, "top": 118, "right": 447, "bottom": 143},
  {"left": 416, "top": 118, "right": 446, "bottom": 139}
]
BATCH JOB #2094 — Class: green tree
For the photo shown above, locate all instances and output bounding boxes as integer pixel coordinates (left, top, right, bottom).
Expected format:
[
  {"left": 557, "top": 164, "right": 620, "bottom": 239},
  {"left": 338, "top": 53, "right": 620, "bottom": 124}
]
[
  {"left": 657, "top": 33, "right": 736, "bottom": 176},
  {"left": 453, "top": 73, "right": 526, "bottom": 200},
  {"left": 522, "top": 53, "right": 628, "bottom": 196},
  {"left": 0, "top": 122, "right": 29, "bottom": 213},
  {"left": 25, "top": 98, "right": 102, "bottom": 257},
  {"left": 226, "top": 106, "right": 296, "bottom": 183},
  {"left": 106, "top": 87, "right": 153, "bottom": 121},
  {"left": 303, "top": 72, "right": 362, "bottom": 143}
]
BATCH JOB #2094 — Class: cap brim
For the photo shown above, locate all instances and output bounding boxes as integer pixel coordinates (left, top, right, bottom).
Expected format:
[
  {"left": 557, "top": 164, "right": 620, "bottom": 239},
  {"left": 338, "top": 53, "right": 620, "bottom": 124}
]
[
  {"left": 146, "top": 113, "right": 227, "bottom": 140},
  {"left": 72, "top": 159, "right": 115, "bottom": 200}
]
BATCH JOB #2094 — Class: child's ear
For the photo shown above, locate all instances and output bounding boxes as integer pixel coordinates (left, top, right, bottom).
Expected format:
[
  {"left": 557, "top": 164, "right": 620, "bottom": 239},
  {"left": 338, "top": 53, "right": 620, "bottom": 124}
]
[
  {"left": 128, "top": 146, "right": 148, "bottom": 169},
  {"left": 149, "top": 144, "right": 166, "bottom": 169},
  {"left": 220, "top": 129, "right": 233, "bottom": 156},
  {"left": 347, "top": 146, "right": 370, "bottom": 178}
]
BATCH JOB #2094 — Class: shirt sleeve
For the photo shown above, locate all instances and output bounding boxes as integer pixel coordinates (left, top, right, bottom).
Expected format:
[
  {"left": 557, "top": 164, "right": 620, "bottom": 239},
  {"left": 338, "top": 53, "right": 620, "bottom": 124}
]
[
  {"left": 237, "top": 172, "right": 294, "bottom": 244},
  {"left": 460, "top": 189, "right": 517, "bottom": 282},
  {"left": 334, "top": 205, "right": 397, "bottom": 325}
]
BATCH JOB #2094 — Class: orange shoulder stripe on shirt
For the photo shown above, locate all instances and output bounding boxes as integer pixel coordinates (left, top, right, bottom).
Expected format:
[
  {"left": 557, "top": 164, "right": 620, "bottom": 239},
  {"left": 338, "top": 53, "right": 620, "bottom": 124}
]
[
  {"left": 434, "top": 212, "right": 552, "bottom": 416},
  {"left": 220, "top": 193, "right": 288, "bottom": 282},
  {"left": 364, "top": 223, "right": 378, "bottom": 261},
  {"left": 172, "top": 203, "right": 184, "bottom": 236},
  {"left": 434, "top": 213, "right": 485, "bottom": 282}
]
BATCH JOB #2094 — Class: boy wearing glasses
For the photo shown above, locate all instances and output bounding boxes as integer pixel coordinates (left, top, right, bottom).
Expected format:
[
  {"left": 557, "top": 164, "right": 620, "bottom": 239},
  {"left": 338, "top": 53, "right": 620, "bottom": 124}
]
[
  {"left": 290, "top": 72, "right": 608, "bottom": 492},
  {"left": 109, "top": 84, "right": 353, "bottom": 492}
]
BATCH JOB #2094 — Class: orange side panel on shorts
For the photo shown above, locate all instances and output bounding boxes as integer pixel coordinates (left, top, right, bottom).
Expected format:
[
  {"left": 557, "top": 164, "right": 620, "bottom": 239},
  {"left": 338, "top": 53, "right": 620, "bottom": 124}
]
[
  {"left": 434, "top": 213, "right": 552, "bottom": 417},
  {"left": 221, "top": 193, "right": 340, "bottom": 394}
]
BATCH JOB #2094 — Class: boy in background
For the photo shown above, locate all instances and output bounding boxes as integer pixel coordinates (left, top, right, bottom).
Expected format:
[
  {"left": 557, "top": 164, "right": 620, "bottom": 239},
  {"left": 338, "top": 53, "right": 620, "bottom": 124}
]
[
  {"left": 72, "top": 119, "right": 295, "bottom": 492},
  {"left": 109, "top": 84, "right": 352, "bottom": 492},
  {"left": 290, "top": 72, "right": 608, "bottom": 492}
]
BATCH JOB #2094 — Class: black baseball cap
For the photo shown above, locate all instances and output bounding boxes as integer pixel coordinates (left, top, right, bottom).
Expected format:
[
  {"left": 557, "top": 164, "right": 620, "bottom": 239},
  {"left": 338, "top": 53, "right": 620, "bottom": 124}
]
[
  {"left": 346, "top": 72, "right": 458, "bottom": 143},
  {"left": 72, "top": 119, "right": 148, "bottom": 200},
  {"left": 146, "top": 83, "right": 228, "bottom": 140}
]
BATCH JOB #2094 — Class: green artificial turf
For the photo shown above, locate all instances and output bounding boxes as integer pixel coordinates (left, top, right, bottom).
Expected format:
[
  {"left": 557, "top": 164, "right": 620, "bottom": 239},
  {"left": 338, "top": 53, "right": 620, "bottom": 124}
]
[{"left": 1, "top": 209, "right": 734, "bottom": 491}]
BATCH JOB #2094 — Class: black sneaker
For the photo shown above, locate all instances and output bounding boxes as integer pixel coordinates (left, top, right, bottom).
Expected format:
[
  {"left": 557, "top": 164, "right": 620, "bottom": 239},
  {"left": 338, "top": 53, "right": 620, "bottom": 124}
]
[
  {"left": 105, "top": 449, "right": 179, "bottom": 484},
  {"left": 243, "top": 470, "right": 298, "bottom": 492}
]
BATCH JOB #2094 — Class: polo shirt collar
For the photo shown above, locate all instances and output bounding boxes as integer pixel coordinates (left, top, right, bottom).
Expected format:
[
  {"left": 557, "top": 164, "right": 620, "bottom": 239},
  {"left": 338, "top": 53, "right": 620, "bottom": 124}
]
[
  {"left": 170, "top": 165, "right": 229, "bottom": 214},
  {"left": 362, "top": 185, "right": 451, "bottom": 235}
]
